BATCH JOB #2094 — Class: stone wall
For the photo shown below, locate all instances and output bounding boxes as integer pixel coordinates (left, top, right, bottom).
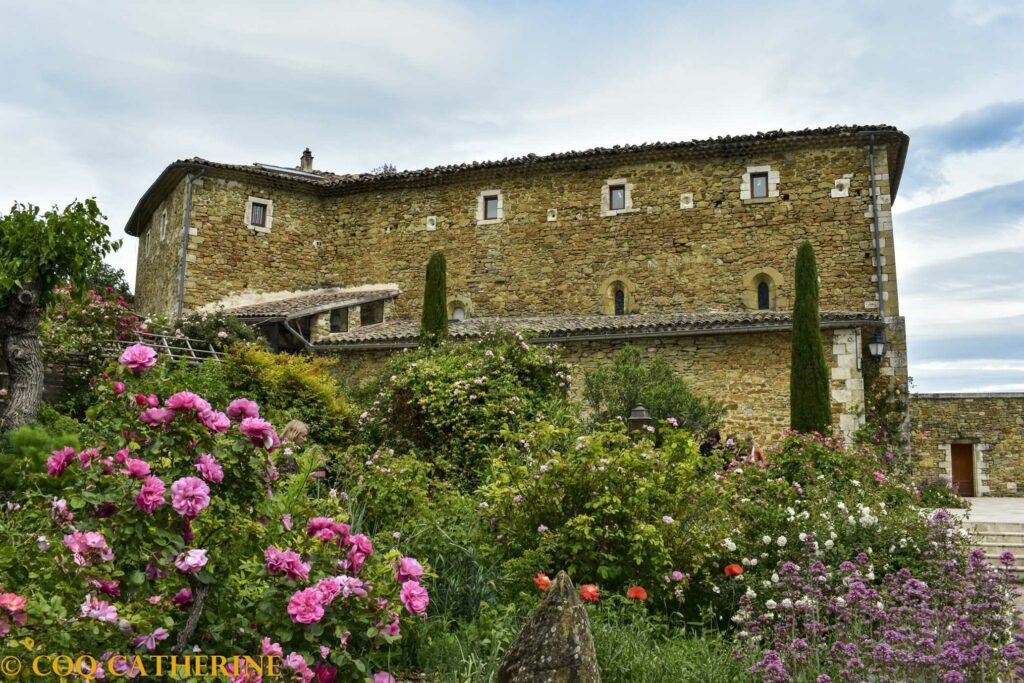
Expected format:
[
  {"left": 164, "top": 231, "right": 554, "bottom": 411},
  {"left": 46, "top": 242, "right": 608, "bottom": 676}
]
[
  {"left": 324, "top": 326, "right": 869, "bottom": 445},
  {"left": 135, "top": 176, "right": 189, "bottom": 317},
  {"left": 911, "top": 393, "right": 1024, "bottom": 496},
  {"left": 134, "top": 138, "right": 904, "bottom": 329}
]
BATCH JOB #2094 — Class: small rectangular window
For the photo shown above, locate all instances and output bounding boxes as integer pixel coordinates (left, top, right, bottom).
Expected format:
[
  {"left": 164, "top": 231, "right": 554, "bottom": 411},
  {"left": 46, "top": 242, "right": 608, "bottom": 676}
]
[
  {"left": 750, "top": 173, "right": 769, "bottom": 198},
  {"left": 251, "top": 202, "right": 267, "bottom": 227},
  {"left": 329, "top": 308, "right": 348, "bottom": 333},
  {"left": 483, "top": 195, "right": 499, "bottom": 221},
  {"left": 609, "top": 185, "right": 626, "bottom": 211},
  {"left": 360, "top": 301, "right": 384, "bottom": 326}
]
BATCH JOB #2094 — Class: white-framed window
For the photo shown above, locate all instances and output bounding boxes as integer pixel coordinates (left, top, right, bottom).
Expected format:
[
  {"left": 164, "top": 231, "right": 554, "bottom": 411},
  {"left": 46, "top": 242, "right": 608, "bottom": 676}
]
[
  {"left": 159, "top": 209, "right": 168, "bottom": 241},
  {"left": 476, "top": 190, "right": 504, "bottom": 225},
  {"left": 601, "top": 178, "right": 636, "bottom": 217},
  {"left": 245, "top": 196, "right": 274, "bottom": 232},
  {"left": 740, "top": 165, "right": 780, "bottom": 201}
]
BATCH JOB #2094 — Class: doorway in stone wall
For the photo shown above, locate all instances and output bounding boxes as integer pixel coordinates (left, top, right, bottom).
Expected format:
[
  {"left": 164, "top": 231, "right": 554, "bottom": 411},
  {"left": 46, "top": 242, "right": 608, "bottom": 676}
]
[{"left": 951, "top": 443, "right": 976, "bottom": 497}]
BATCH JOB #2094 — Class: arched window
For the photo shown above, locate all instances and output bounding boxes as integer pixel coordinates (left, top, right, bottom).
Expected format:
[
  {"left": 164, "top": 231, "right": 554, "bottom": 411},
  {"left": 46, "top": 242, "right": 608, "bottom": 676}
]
[
  {"left": 614, "top": 288, "right": 625, "bottom": 316},
  {"left": 448, "top": 297, "right": 472, "bottom": 321},
  {"left": 451, "top": 306, "right": 466, "bottom": 321},
  {"left": 757, "top": 281, "right": 770, "bottom": 310}
]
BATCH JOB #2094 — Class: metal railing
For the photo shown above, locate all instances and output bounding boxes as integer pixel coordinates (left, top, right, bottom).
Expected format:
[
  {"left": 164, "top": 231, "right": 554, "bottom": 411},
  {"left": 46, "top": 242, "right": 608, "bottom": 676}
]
[{"left": 114, "top": 331, "right": 224, "bottom": 363}]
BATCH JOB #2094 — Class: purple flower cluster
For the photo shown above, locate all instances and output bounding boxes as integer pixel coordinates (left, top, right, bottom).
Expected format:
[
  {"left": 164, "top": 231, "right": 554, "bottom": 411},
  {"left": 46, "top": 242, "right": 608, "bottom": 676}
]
[{"left": 739, "top": 512, "right": 1024, "bottom": 681}]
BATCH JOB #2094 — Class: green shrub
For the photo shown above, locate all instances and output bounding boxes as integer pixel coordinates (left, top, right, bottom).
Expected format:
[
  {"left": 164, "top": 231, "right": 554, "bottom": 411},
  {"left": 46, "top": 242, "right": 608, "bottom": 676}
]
[
  {"left": 916, "top": 475, "right": 966, "bottom": 508},
  {"left": 582, "top": 345, "right": 724, "bottom": 435},
  {"left": 223, "top": 343, "right": 357, "bottom": 447},
  {"left": 147, "top": 307, "right": 260, "bottom": 351},
  {"left": 483, "top": 421, "right": 726, "bottom": 599},
  {"left": 0, "top": 423, "right": 80, "bottom": 494},
  {"left": 358, "top": 332, "right": 574, "bottom": 486}
]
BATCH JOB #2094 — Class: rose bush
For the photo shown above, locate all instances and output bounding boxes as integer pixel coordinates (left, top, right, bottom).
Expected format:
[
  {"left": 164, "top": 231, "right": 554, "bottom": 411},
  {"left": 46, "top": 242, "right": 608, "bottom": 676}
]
[{"left": 0, "top": 344, "right": 426, "bottom": 682}]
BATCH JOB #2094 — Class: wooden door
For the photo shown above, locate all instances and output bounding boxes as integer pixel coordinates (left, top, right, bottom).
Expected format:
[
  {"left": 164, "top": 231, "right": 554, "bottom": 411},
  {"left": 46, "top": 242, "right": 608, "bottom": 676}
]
[{"left": 951, "top": 444, "right": 975, "bottom": 497}]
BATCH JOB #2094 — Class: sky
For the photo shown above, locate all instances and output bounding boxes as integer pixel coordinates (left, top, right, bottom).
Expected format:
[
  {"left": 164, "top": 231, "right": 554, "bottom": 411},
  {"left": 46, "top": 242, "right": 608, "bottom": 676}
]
[{"left": 1, "top": 0, "right": 1022, "bottom": 392}]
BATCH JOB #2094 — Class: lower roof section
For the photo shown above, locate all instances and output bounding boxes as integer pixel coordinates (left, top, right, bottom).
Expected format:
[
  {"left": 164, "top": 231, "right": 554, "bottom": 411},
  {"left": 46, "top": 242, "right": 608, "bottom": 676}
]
[{"left": 314, "top": 310, "right": 882, "bottom": 350}]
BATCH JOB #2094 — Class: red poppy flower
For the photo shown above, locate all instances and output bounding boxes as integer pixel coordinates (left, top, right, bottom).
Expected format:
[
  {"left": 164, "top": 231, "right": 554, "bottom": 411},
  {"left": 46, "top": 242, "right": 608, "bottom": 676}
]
[
  {"left": 579, "top": 584, "right": 600, "bottom": 602},
  {"left": 724, "top": 563, "right": 744, "bottom": 577},
  {"left": 626, "top": 586, "right": 648, "bottom": 601},
  {"left": 533, "top": 572, "right": 552, "bottom": 592}
]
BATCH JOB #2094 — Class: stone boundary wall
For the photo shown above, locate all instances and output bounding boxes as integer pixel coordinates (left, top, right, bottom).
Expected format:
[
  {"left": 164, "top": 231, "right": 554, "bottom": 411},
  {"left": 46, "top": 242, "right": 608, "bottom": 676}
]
[
  {"left": 324, "top": 327, "right": 870, "bottom": 446},
  {"left": 911, "top": 393, "right": 1024, "bottom": 496}
]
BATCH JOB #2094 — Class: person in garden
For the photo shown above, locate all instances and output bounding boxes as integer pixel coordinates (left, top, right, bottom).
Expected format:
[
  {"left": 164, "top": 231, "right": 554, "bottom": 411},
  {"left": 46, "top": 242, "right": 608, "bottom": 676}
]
[
  {"left": 277, "top": 420, "right": 309, "bottom": 475},
  {"left": 699, "top": 428, "right": 721, "bottom": 458}
]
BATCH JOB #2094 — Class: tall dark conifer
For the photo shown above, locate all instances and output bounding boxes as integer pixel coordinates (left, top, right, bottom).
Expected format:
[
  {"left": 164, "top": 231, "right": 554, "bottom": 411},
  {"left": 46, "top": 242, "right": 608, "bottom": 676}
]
[
  {"left": 420, "top": 251, "right": 448, "bottom": 346},
  {"left": 790, "top": 241, "right": 832, "bottom": 433}
]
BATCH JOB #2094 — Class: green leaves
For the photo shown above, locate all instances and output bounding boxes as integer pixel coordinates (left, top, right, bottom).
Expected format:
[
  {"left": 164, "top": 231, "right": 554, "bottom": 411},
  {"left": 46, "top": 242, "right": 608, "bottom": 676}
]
[{"left": 0, "top": 200, "right": 118, "bottom": 306}]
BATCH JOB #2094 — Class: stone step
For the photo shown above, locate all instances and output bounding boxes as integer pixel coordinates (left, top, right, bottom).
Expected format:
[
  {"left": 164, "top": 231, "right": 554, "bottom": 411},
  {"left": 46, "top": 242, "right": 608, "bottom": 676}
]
[
  {"left": 969, "top": 531, "right": 1024, "bottom": 546},
  {"left": 964, "top": 521, "right": 1024, "bottom": 534}
]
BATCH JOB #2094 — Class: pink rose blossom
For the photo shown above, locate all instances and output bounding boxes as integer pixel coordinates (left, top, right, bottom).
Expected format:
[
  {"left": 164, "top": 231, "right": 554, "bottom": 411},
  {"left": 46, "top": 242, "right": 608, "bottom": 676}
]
[
  {"left": 287, "top": 588, "right": 325, "bottom": 624},
  {"left": 135, "top": 476, "right": 166, "bottom": 513},
  {"left": 165, "top": 391, "right": 212, "bottom": 413},
  {"left": 284, "top": 653, "right": 314, "bottom": 683},
  {"left": 171, "top": 587, "right": 193, "bottom": 607},
  {"left": 50, "top": 498, "right": 73, "bottom": 524},
  {"left": 63, "top": 531, "right": 114, "bottom": 565},
  {"left": 170, "top": 477, "right": 210, "bottom": 518},
  {"left": 315, "top": 577, "right": 342, "bottom": 605},
  {"left": 305, "top": 517, "right": 349, "bottom": 543},
  {"left": 174, "top": 548, "right": 208, "bottom": 573},
  {"left": 265, "top": 546, "right": 310, "bottom": 582},
  {"left": 147, "top": 595, "right": 163, "bottom": 604},
  {"left": 261, "top": 637, "right": 283, "bottom": 657},
  {"left": 227, "top": 398, "right": 260, "bottom": 421},
  {"left": 132, "top": 627, "right": 169, "bottom": 652},
  {"left": 80, "top": 595, "right": 118, "bottom": 622},
  {"left": 281, "top": 514, "right": 293, "bottom": 531},
  {"left": 86, "top": 577, "right": 121, "bottom": 597},
  {"left": 195, "top": 454, "right": 224, "bottom": 483},
  {"left": 400, "top": 580, "right": 429, "bottom": 614},
  {"left": 371, "top": 673, "right": 396, "bottom": 683},
  {"left": 394, "top": 556, "right": 424, "bottom": 583},
  {"left": 240, "top": 417, "right": 280, "bottom": 450},
  {"left": 347, "top": 533, "right": 373, "bottom": 574},
  {"left": 123, "top": 458, "right": 151, "bottom": 479},
  {"left": 77, "top": 448, "right": 100, "bottom": 468},
  {"left": 114, "top": 448, "right": 130, "bottom": 464},
  {"left": 198, "top": 409, "right": 231, "bottom": 433},
  {"left": 113, "top": 381, "right": 126, "bottom": 395},
  {"left": 334, "top": 575, "right": 368, "bottom": 599},
  {"left": 139, "top": 407, "right": 175, "bottom": 428},
  {"left": 47, "top": 447, "right": 76, "bottom": 477},
  {"left": 119, "top": 343, "right": 157, "bottom": 373}
]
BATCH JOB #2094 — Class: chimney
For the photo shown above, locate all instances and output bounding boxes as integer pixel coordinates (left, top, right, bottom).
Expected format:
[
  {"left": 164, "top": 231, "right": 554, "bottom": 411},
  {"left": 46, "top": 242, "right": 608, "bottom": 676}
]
[{"left": 300, "top": 148, "right": 314, "bottom": 172}]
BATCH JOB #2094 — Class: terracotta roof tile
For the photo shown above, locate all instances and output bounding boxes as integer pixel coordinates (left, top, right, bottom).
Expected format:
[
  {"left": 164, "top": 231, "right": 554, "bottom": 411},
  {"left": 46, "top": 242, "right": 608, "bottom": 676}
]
[{"left": 314, "top": 310, "right": 881, "bottom": 348}]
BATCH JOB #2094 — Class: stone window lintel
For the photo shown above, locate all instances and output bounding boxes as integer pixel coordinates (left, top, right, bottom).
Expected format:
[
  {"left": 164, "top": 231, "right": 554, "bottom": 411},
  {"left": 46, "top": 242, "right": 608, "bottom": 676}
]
[
  {"left": 245, "top": 196, "right": 274, "bottom": 232},
  {"left": 601, "top": 178, "right": 638, "bottom": 217}
]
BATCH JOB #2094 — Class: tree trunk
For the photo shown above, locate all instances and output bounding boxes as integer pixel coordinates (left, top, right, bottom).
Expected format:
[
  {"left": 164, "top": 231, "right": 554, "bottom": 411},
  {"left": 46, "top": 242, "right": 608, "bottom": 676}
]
[{"left": 0, "top": 280, "right": 44, "bottom": 432}]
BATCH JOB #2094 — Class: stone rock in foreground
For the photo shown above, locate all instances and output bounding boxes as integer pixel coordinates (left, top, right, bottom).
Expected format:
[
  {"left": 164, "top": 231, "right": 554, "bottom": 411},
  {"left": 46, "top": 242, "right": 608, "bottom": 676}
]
[{"left": 498, "top": 571, "right": 601, "bottom": 683}]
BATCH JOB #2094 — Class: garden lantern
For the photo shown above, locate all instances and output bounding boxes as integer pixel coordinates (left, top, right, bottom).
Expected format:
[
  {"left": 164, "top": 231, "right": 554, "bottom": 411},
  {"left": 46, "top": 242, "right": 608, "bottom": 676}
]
[
  {"left": 627, "top": 405, "right": 653, "bottom": 432},
  {"left": 868, "top": 333, "right": 885, "bottom": 359}
]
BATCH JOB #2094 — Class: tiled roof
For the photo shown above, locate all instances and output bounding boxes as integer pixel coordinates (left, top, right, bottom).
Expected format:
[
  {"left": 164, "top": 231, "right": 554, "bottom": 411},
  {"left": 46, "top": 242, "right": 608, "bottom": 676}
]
[
  {"left": 219, "top": 287, "right": 398, "bottom": 320},
  {"left": 315, "top": 310, "right": 882, "bottom": 349},
  {"left": 126, "top": 125, "right": 908, "bottom": 235}
]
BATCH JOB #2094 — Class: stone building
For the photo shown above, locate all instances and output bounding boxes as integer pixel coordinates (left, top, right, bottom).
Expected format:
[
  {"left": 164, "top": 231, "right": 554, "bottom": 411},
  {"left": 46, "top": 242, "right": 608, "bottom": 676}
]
[{"left": 126, "top": 126, "right": 911, "bottom": 445}]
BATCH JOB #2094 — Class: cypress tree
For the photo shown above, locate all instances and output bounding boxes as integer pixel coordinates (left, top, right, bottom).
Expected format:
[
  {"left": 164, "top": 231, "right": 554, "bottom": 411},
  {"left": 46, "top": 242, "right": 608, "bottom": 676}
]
[
  {"left": 420, "top": 251, "right": 448, "bottom": 346},
  {"left": 790, "top": 241, "right": 832, "bottom": 433}
]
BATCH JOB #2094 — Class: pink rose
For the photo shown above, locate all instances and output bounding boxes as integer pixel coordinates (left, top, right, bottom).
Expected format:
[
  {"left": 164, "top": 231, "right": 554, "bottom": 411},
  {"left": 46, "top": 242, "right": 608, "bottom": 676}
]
[
  {"left": 119, "top": 344, "right": 157, "bottom": 373},
  {"left": 265, "top": 546, "right": 310, "bottom": 582},
  {"left": 63, "top": 531, "right": 114, "bottom": 566},
  {"left": 170, "top": 477, "right": 210, "bottom": 518},
  {"left": 80, "top": 595, "right": 118, "bottom": 623},
  {"left": 227, "top": 398, "right": 260, "bottom": 421},
  {"left": 198, "top": 409, "right": 231, "bottom": 433},
  {"left": 135, "top": 476, "right": 166, "bottom": 513},
  {"left": 47, "top": 447, "right": 76, "bottom": 477},
  {"left": 174, "top": 548, "right": 208, "bottom": 573},
  {"left": 195, "top": 454, "right": 224, "bottom": 483},
  {"left": 284, "top": 653, "right": 313, "bottom": 683},
  {"left": 113, "top": 381, "right": 126, "bottom": 396},
  {"left": 140, "top": 407, "right": 175, "bottom": 429},
  {"left": 305, "top": 517, "right": 349, "bottom": 543},
  {"left": 287, "top": 588, "right": 325, "bottom": 624},
  {"left": 240, "top": 417, "right": 280, "bottom": 451},
  {"left": 400, "top": 580, "right": 429, "bottom": 614},
  {"left": 77, "top": 448, "right": 100, "bottom": 468},
  {"left": 261, "top": 637, "right": 283, "bottom": 657},
  {"left": 372, "top": 673, "right": 396, "bottom": 683},
  {"left": 123, "top": 458, "right": 151, "bottom": 479},
  {"left": 347, "top": 534, "right": 373, "bottom": 574},
  {"left": 394, "top": 556, "right": 424, "bottom": 583},
  {"left": 171, "top": 588, "right": 193, "bottom": 607},
  {"left": 114, "top": 448, "right": 130, "bottom": 464},
  {"left": 165, "top": 391, "right": 212, "bottom": 413},
  {"left": 86, "top": 577, "right": 121, "bottom": 597}
]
